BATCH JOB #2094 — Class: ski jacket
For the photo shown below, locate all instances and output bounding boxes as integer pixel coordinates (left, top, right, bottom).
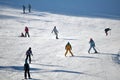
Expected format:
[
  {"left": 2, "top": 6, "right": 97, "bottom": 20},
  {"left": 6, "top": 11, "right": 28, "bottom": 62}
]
[
  {"left": 26, "top": 49, "right": 32, "bottom": 56},
  {"left": 24, "top": 63, "right": 30, "bottom": 71},
  {"left": 25, "top": 27, "right": 29, "bottom": 33},
  {"left": 28, "top": 4, "right": 31, "bottom": 9},
  {"left": 89, "top": 39, "right": 95, "bottom": 47},
  {"left": 52, "top": 27, "right": 58, "bottom": 34},
  {"left": 105, "top": 28, "right": 111, "bottom": 32},
  {"left": 23, "top": 5, "right": 25, "bottom": 10},
  {"left": 65, "top": 43, "right": 72, "bottom": 50}
]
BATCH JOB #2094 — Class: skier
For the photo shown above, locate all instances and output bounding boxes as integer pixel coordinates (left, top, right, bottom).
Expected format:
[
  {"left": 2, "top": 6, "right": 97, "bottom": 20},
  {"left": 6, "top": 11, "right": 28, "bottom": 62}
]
[
  {"left": 65, "top": 42, "right": 74, "bottom": 56},
  {"left": 88, "top": 38, "right": 98, "bottom": 53},
  {"left": 24, "top": 59, "right": 31, "bottom": 79},
  {"left": 26, "top": 47, "right": 33, "bottom": 63},
  {"left": 23, "top": 5, "right": 25, "bottom": 14},
  {"left": 25, "top": 26, "right": 30, "bottom": 37},
  {"left": 52, "top": 26, "right": 59, "bottom": 39},
  {"left": 28, "top": 4, "right": 31, "bottom": 13},
  {"left": 104, "top": 28, "right": 111, "bottom": 36},
  {"left": 20, "top": 32, "right": 25, "bottom": 37}
]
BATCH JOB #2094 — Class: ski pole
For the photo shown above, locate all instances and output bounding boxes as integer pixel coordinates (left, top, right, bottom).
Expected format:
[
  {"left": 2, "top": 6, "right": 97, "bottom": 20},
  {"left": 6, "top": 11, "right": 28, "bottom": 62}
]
[
  {"left": 109, "top": 27, "right": 111, "bottom": 35},
  {"left": 32, "top": 55, "right": 36, "bottom": 63},
  {"left": 95, "top": 46, "right": 100, "bottom": 52},
  {"left": 110, "top": 30, "right": 111, "bottom": 35}
]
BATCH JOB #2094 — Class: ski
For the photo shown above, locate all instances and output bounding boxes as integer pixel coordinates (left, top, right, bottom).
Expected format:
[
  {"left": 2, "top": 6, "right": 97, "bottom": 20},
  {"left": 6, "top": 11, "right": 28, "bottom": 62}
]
[{"left": 22, "top": 78, "right": 32, "bottom": 80}]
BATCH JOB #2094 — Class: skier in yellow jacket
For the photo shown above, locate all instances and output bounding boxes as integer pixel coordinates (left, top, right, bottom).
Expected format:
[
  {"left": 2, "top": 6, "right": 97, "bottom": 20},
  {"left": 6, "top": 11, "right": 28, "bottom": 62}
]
[{"left": 65, "top": 42, "right": 74, "bottom": 57}]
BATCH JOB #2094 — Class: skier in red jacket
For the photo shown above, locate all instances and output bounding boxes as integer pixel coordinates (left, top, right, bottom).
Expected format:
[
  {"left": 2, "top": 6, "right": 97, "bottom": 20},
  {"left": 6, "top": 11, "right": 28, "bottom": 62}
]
[{"left": 25, "top": 26, "right": 30, "bottom": 37}]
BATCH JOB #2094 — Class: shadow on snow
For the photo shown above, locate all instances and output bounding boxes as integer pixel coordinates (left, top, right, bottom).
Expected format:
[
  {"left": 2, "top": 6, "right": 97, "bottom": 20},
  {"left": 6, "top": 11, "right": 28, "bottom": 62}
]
[
  {"left": 33, "top": 63, "right": 63, "bottom": 68},
  {"left": 0, "top": 66, "right": 41, "bottom": 71},
  {"left": 74, "top": 55, "right": 99, "bottom": 59},
  {"left": 50, "top": 69, "right": 84, "bottom": 74},
  {"left": 112, "top": 54, "right": 120, "bottom": 64}
]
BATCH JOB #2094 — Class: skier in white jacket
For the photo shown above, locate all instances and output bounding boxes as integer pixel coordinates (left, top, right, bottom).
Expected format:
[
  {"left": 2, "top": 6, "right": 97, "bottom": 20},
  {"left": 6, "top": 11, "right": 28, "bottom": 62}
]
[{"left": 52, "top": 26, "right": 59, "bottom": 39}]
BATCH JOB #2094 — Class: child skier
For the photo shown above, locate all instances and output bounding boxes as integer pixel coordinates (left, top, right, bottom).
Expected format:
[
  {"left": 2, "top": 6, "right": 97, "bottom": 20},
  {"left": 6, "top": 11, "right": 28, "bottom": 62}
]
[
  {"left": 104, "top": 28, "right": 111, "bottom": 36},
  {"left": 26, "top": 47, "right": 33, "bottom": 63},
  {"left": 88, "top": 38, "right": 98, "bottom": 53},
  {"left": 20, "top": 32, "right": 25, "bottom": 37},
  {"left": 24, "top": 59, "right": 31, "bottom": 79},
  {"left": 65, "top": 42, "right": 74, "bottom": 56},
  {"left": 52, "top": 26, "right": 59, "bottom": 39},
  {"left": 25, "top": 26, "right": 30, "bottom": 37}
]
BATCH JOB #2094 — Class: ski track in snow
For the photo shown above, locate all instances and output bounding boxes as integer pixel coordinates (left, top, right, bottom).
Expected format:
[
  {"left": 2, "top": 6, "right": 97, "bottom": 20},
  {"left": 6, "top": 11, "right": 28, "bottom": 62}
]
[{"left": 0, "top": 6, "right": 120, "bottom": 80}]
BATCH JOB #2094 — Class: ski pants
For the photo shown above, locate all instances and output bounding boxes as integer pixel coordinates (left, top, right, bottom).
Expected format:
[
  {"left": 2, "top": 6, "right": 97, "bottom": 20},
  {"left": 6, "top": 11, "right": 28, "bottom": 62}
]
[
  {"left": 55, "top": 33, "right": 58, "bottom": 39},
  {"left": 65, "top": 49, "right": 73, "bottom": 56},
  {"left": 24, "top": 70, "right": 30, "bottom": 79},
  {"left": 88, "top": 46, "right": 97, "bottom": 53},
  {"left": 105, "top": 31, "right": 108, "bottom": 36},
  {"left": 25, "top": 32, "right": 30, "bottom": 37},
  {"left": 26, "top": 55, "right": 31, "bottom": 63}
]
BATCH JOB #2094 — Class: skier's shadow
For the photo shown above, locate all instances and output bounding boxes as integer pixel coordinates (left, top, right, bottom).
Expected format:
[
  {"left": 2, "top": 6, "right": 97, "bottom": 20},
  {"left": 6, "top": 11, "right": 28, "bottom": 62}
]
[
  {"left": 50, "top": 69, "right": 84, "bottom": 74},
  {"left": 0, "top": 66, "right": 41, "bottom": 71},
  {"left": 33, "top": 63, "right": 63, "bottom": 68},
  {"left": 94, "top": 52, "right": 116, "bottom": 55},
  {"left": 73, "top": 55, "right": 99, "bottom": 59}
]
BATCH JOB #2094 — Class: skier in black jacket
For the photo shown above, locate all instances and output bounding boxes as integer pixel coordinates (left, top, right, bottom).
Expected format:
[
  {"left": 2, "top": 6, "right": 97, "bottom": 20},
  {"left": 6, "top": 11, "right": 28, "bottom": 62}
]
[
  {"left": 24, "top": 59, "right": 31, "bottom": 79},
  {"left": 26, "top": 47, "right": 33, "bottom": 63},
  {"left": 104, "top": 28, "right": 111, "bottom": 36}
]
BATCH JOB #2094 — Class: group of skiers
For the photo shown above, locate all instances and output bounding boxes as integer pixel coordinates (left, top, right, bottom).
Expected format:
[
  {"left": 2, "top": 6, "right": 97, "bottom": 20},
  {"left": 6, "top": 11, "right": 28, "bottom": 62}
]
[
  {"left": 23, "top": 4, "right": 31, "bottom": 14},
  {"left": 22, "top": 26, "right": 111, "bottom": 79},
  {"left": 65, "top": 27, "right": 111, "bottom": 56},
  {"left": 22, "top": 37, "right": 98, "bottom": 79},
  {"left": 21, "top": 26, "right": 58, "bottom": 38},
  {"left": 21, "top": 26, "right": 30, "bottom": 37},
  {"left": 64, "top": 38, "right": 98, "bottom": 57}
]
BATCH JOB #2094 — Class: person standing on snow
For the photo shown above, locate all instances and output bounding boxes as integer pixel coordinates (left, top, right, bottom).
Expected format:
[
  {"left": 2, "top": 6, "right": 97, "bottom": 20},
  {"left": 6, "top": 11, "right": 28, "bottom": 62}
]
[
  {"left": 23, "top": 5, "right": 25, "bottom": 14},
  {"left": 65, "top": 42, "right": 74, "bottom": 57},
  {"left": 104, "top": 28, "right": 111, "bottom": 36},
  {"left": 24, "top": 59, "right": 31, "bottom": 79},
  {"left": 88, "top": 38, "right": 98, "bottom": 53},
  {"left": 26, "top": 47, "right": 33, "bottom": 63},
  {"left": 28, "top": 4, "right": 31, "bottom": 13},
  {"left": 25, "top": 26, "right": 30, "bottom": 37},
  {"left": 52, "top": 26, "right": 59, "bottom": 39}
]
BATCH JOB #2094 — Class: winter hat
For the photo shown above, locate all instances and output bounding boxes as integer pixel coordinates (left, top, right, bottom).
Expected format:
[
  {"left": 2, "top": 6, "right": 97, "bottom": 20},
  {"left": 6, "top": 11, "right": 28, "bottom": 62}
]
[
  {"left": 90, "top": 38, "right": 92, "bottom": 40},
  {"left": 67, "top": 42, "right": 70, "bottom": 44},
  {"left": 29, "top": 47, "right": 31, "bottom": 50}
]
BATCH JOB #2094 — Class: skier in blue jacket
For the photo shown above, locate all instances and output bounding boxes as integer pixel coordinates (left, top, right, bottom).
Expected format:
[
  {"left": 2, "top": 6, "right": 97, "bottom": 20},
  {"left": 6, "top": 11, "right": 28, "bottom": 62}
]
[{"left": 88, "top": 38, "right": 98, "bottom": 53}]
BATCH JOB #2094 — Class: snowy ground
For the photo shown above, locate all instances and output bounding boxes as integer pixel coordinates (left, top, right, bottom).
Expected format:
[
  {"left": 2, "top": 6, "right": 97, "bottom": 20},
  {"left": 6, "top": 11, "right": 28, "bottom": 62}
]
[{"left": 0, "top": 6, "right": 120, "bottom": 80}]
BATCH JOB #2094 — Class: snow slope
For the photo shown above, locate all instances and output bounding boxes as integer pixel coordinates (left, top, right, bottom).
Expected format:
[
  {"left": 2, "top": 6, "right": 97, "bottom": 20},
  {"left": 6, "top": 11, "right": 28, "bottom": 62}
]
[{"left": 0, "top": 6, "right": 120, "bottom": 80}]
